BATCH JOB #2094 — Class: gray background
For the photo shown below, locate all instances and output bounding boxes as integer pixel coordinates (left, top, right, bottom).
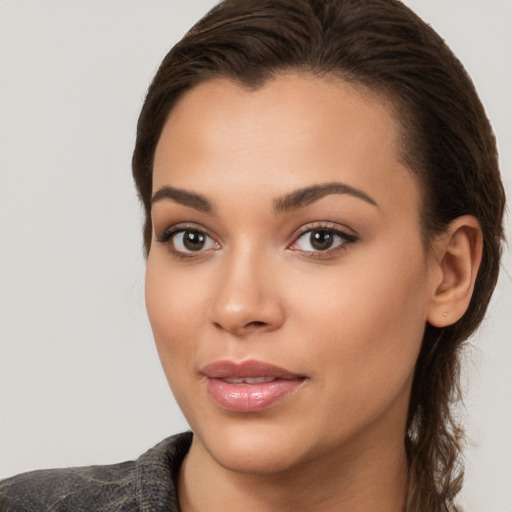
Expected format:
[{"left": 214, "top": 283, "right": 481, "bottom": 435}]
[{"left": 1, "top": 1, "right": 511, "bottom": 510}]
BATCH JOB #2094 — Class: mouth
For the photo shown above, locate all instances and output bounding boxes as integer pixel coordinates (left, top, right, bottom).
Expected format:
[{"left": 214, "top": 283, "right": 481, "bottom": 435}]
[
  {"left": 221, "top": 376, "right": 281, "bottom": 384},
  {"left": 201, "top": 359, "right": 307, "bottom": 413}
]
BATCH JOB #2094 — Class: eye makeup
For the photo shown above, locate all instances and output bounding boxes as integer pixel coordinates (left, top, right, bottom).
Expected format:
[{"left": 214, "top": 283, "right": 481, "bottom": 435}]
[{"left": 155, "top": 219, "right": 358, "bottom": 262}]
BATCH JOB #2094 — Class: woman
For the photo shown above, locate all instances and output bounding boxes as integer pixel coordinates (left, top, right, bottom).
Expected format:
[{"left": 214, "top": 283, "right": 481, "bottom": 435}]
[{"left": 1, "top": 0, "right": 506, "bottom": 511}]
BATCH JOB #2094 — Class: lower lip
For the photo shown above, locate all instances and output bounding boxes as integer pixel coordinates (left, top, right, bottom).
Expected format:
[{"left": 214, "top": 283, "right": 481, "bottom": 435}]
[{"left": 205, "top": 378, "right": 304, "bottom": 412}]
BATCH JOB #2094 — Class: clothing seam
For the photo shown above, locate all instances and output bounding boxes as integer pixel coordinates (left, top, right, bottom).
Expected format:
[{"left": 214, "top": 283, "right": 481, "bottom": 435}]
[{"left": 133, "top": 454, "right": 144, "bottom": 512}]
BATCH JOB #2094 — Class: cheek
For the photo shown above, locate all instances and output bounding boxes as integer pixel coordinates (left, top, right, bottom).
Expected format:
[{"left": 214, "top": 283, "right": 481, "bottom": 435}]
[
  {"left": 145, "top": 257, "right": 214, "bottom": 424},
  {"left": 290, "top": 241, "right": 429, "bottom": 399},
  {"left": 145, "top": 255, "right": 206, "bottom": 371}
]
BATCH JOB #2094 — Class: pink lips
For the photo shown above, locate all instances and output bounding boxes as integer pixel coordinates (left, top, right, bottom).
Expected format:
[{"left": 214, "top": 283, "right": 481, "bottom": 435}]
[{"left": 201, "top": 360, "right": 306, "bottom": 412}]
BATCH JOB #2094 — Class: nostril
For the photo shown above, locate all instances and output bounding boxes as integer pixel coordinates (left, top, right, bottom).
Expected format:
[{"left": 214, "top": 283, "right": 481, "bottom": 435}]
[
  {"left": 246, "top": 321, "right": 267, "bottom": 328},
  {"left": 212, "top": 319, "right": 269, "bottom": 334}
]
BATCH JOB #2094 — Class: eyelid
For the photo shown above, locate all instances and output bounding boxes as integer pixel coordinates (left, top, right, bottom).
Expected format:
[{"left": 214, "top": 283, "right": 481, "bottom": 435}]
[
  {"left": 155, "top": 221, "right": 357, "bottom": 258},
  {"left": 290, "top": 221, "right": 358, "bottom": 242},
  {"left": 156, "top": 222, "right": 216, "bottom": 243},
  {"left": 288, "top": 222, "right": 358, "bottom": 255},
  {"left": 156, "top": 222, "right": 221, "bottom": 258}
]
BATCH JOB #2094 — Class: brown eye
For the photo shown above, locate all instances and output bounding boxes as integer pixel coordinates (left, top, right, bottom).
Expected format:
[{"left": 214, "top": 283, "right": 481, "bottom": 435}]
[
  {"left": 290, "top": 227, "right": 357, "bottom": 254},
  {"left": 310, "top": 230, "right": 335, "bottom": 250},
  {"left": 182, "top": 230, "right": 207, "bottom": 251},
  {"left": 161, "top": 228, "right": 219, "bottom": 254}
]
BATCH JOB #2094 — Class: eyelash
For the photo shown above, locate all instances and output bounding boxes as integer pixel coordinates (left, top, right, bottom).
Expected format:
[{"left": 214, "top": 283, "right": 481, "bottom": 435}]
[
  {"left": 156, "top": 222, "right": 358, "bottom": 259},
  {"left": 156, "top": 223, "right": 219, "bottom": 259},
  {"left": 289, "top": 223, "right": 358, "bottom": 258}
]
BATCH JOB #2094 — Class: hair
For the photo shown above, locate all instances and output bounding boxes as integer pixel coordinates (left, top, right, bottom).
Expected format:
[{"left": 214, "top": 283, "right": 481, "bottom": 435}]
[{"left": 132, "top": 0, "right": 506, "bottom": 510}]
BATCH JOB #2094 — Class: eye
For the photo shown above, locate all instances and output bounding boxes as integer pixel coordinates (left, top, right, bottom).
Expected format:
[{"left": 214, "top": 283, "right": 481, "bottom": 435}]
[
  {"left": 290, "top": 226, "right": 356, "bottom": 254},
  {"left": 158, "top": 227, "right": 219, "bottom": 255}
]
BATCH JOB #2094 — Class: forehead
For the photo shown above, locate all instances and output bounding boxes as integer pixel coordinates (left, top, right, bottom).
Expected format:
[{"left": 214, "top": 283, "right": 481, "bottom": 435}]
[{"left": 153, "top": 73, "right": 420, "bottom": 217}]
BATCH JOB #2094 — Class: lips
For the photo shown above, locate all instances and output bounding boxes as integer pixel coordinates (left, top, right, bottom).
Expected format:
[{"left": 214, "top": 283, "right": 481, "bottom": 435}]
[{"left": 201, "top": 360, "right": 306, "bottom": 412}]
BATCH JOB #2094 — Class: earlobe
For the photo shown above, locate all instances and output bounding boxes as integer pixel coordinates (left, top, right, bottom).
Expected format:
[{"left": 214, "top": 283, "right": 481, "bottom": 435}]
[{"left": 427, "top": 215, "right": 483, "bottom": 327}]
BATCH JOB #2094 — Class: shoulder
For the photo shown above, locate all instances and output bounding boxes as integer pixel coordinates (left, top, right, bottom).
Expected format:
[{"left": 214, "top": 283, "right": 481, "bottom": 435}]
[
  {"left": 0, "top": 460, "right": 136, "bottom": 512},
  {"left": 0, "top": 431, "right": 193, "bottom": 512}
]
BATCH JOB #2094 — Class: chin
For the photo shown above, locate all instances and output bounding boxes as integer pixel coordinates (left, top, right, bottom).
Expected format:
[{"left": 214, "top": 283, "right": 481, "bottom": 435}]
[
  {"left": 193, "top": 418, "right": 313, "bottom": 475},
  {"left": 211, "top": 441, "right": 304, "bottom": 475}
]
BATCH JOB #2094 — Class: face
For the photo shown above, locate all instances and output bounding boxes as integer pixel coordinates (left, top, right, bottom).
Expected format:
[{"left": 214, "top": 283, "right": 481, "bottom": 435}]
[{"left": 146, "top": 74, "right": 436, "bottom": 475}]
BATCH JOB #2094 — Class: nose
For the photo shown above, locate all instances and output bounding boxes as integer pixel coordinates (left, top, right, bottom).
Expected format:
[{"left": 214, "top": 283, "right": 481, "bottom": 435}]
[{"left": 208, "top": 248, "right": 285, "bottom": 337}]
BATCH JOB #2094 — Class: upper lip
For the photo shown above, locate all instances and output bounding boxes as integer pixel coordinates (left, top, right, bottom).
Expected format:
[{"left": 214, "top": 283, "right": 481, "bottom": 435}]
[{"left": 200, "top": 359, "right": 305, "bottom": 380}]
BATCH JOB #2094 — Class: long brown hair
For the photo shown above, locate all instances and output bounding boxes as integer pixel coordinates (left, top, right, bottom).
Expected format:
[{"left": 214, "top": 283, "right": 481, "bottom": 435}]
[{"left": 132, "top": 1, "right": 506, "bottom": 509}]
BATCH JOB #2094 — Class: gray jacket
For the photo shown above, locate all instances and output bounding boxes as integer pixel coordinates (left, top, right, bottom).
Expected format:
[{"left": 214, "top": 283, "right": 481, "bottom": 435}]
[{"left": 0, "top": 431, "right": 192, "bottom": 511}]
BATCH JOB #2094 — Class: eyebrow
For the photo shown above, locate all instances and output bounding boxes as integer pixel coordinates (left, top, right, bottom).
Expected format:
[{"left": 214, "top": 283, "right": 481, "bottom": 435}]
[
  {"left": 151, "top": 181, "right": 377, "bottom": 215},
  {"left": 151, "top": 186, "right": 214, "bottom": 213},
  {"left": 272, "top": 182, "right": 378, "bottom": 213}
]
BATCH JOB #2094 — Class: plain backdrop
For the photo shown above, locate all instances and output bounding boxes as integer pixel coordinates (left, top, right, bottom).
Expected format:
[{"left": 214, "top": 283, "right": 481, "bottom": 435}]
[{"left": 1, "top": 1, "right": 511, "bottom": 511}]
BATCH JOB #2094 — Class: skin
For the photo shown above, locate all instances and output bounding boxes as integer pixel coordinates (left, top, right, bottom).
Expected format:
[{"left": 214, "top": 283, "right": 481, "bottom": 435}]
[{"left": 145, "top": 74, "right": 481, "bottom": 512}]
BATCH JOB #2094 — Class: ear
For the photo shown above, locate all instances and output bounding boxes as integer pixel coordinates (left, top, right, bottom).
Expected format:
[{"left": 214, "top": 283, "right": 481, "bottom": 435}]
[{"left": 427, "top": 215, "right": 483, "bottom": 327}]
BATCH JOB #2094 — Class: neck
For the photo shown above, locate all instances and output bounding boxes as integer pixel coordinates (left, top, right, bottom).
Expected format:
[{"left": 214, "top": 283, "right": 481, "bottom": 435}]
[{"left": 178, "top": 431, "right": 408, "bottom": 512}]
